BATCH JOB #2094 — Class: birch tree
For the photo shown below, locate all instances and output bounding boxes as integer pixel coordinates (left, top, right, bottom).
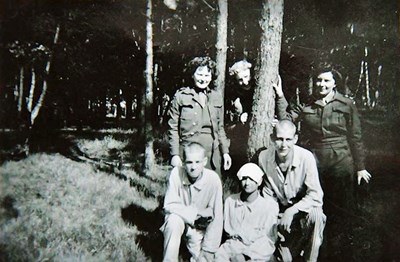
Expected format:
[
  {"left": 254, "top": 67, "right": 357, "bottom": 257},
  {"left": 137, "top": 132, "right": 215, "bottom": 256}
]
[
  {"left": 248, "top": 0, "right": 284, "bottom": 157},
  {"left": 215, "top": 0, "right": 228, "bottom": 96},
  {"left": 8, "top": 25, "right": 60, "bottom": 154},
  {"left": 144, "top": 0, "right": 155, "bottom": 174}
]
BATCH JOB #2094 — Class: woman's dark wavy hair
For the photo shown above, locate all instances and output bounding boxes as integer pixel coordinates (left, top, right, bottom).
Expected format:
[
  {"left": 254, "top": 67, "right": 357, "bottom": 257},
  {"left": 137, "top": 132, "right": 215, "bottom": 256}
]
[
  {"left": 312, "top": 62, "right": 344, "bottom": 90},
  {"left": 183, "top": 56, "right": 217, "bottom": 85}
]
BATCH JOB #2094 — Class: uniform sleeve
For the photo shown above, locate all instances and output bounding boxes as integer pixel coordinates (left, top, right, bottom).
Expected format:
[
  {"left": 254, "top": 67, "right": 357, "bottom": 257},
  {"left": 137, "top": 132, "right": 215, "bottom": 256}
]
[
  {"left": 216, "top": 94, "right": 230, "bottom": 154},
  {"left": 275, "top": 95, "right": 304, "bottom": 122},
  {"left": 292, "top": 153, "right": 324, "bottom": 212},
  {"left": 347, "top": 102, "right": 366, "bottom": 171},
  {"left": 167, "top": 92, "right": 181, "bottom": 157},
  {"left": 163, "top": 168, "right": 198, "bottom": 225},
  {"left": 202, "top": 177, "right": 224, "bottom": 253}
]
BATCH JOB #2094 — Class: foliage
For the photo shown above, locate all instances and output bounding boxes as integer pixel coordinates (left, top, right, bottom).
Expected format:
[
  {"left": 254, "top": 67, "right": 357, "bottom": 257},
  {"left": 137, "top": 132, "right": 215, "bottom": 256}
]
[
  {"left": 1, "top": 0, "right": 398, "bottom": 130},
  {"left": 77, "top": 135, "right": 130, "bottom": 159}
]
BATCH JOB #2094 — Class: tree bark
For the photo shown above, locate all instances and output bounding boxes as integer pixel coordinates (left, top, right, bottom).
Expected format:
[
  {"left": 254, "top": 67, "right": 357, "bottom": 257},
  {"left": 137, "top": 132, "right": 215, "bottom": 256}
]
[
  {"left": 27, "top": 66, "right": 36, "bottom": 113},
  {"left": 248, "top": 0, "right": 284, "bottom": 157},
  {"left": 364, "top": 60, "right": 371, "bottom": 108},
  {"left": 31, "top": 24, "right": 60, "bottom": 125},
  {"left": 17, "top": 66, "right": 24, "bottom": 115},
  {"left": 144, "top": 0, "right": 155, "bottom": 175},
  {"left": 215, "top": 0, "right": 228, "bottom": 97}
]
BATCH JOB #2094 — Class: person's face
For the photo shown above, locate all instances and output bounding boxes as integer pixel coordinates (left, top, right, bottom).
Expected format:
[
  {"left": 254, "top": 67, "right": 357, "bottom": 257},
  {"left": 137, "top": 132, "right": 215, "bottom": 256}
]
[
  {"left": 235, "top": 69, "right": 251, "bottom": 87},
  {"left": 184, "top": 150, "right": 207, "bottom": 181},
  {"left": 315, "top": 71, "right": 336, "bottom": 97},
  {"left": 240, "top": 176, "right": 259, "bottom": 194},
  {"left": 274, "top": 126, "right": 298, "bottom": 159},
  {"left": 193, "top": 66, "right": 212, "bottom": 89}
]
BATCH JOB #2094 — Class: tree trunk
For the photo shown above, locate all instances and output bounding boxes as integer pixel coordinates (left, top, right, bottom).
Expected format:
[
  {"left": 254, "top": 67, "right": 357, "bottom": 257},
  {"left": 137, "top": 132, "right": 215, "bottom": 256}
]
[
  {"left": 356, "top": 60, "right": 364, "bottom": 97},
  {"left": 17, "top": 66, "right": 24, "bottom": 116},
  {"left": 31, "top": 24, "right": 60, "bottom": 126},
  {"left": 27, "top": 66, "right": 36, "bottom": 113},
  {"left": 248, "top": 0, "right": 284, "bottom": 157},
  {"left": 364, "top": 60, "right": 371, "bottom": 108},
  {"left": 144, "top": 0, "right": 155, "bottom": 175},
  {"left": 215, "top": 0, "right": 228, "bottom": 96}
]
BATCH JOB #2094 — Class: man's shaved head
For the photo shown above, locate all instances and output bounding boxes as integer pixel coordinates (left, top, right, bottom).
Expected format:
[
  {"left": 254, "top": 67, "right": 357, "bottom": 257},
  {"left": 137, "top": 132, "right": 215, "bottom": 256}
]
[{"left": 273, "top": 119, "right": 297, "bottom": 138}]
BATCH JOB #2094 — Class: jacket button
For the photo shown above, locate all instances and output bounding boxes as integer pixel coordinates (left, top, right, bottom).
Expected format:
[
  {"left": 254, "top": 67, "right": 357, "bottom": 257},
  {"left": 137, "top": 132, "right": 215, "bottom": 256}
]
[{"left": 190, "top": 132, "right": 194, "bottom": 136}]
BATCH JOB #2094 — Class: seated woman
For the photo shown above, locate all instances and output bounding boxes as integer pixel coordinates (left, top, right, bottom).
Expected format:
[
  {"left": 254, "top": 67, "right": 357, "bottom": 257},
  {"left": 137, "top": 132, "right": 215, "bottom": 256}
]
[{"left": 215, "top": 163, "right": 278, "bottom": 262}]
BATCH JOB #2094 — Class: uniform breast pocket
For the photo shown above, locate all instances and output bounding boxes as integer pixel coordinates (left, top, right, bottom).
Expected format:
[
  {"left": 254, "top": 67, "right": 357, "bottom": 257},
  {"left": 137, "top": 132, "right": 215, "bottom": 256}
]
[
  {"left": 332, "top": 106, "right": 350, "bottom": 129},
  {"left": 180, "top": 105, "right": 195, "bottom": 121},
  {"left": 212, "top": 104, "right": 223, "bottom": 121},
  {"left": 302, "top": 108, "right": 320, "bottom": 129}
]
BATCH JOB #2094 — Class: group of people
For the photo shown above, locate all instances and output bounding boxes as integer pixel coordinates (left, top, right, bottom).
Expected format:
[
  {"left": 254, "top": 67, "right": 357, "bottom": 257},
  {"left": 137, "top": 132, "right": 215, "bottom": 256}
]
[{"left": 161, "top": 56, "right": 372, "bottom": 261}]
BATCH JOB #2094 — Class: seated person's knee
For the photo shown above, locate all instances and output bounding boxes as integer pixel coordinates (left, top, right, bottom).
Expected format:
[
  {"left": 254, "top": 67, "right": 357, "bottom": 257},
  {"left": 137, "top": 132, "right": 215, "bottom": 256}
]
[{"left": 164, "top": 214, "right": 185, "bottom": 232}]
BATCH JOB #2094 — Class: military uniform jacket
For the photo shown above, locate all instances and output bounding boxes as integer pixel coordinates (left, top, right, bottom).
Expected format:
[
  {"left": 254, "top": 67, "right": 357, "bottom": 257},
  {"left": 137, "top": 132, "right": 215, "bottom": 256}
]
[
  {"left": 168, "top": 86, "right": 230, "bottom": 157},
  {"left": 276, "top": 91, "right": 366, "bottom": 171}
]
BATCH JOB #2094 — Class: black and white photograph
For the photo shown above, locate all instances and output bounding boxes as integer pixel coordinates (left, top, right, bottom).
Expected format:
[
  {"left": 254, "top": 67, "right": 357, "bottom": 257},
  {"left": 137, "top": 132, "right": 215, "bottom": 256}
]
[{"left": 0, "top": 0, "right": 399, "bottom": 261}]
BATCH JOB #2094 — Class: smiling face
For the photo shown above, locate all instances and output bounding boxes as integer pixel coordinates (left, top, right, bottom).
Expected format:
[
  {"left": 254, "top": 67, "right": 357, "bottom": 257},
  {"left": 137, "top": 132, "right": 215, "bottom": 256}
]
[
  {"left": 273, "top": 121, "right": 298, "bottom": 160},
  {"left": 193, "top": 66, "right": 212, "bottom": 89},
  {"left": 240, "top": 176, "right": 259, "bottom": 194},
  {"left": 315, "top": 71, "right": 336, "bottom": 98},
  {"left": 235, "top": 68, "right": 251, "bottom": 87}
]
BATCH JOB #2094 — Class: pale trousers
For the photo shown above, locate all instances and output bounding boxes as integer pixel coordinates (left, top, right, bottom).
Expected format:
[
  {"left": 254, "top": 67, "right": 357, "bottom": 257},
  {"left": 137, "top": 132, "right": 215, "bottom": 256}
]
[
  {"left": 162, "top": 214, "right": 205, "bottom": 262},
  {"left": 278, "top": 207, "right": 326, "bottom": 262},
  {"left": 215, "top": 239, "right": 267, "bottom": 262}
]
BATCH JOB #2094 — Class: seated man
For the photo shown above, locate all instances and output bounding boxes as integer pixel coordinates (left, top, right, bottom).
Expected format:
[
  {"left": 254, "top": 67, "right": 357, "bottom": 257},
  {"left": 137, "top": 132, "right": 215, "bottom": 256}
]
[
  {"left": 160, "top": 142, "right": 223, "bottom": 262},
  {"left": 215, "top": 163, "right": 279, "bottom": 262},
  {"left": 258, "top": 120, "right": 326, "bottom": 262}
]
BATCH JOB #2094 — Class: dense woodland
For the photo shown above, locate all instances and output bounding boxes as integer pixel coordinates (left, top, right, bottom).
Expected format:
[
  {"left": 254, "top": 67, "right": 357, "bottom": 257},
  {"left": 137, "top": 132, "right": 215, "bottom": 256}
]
[
  {"left": 0, "top": 1, "right": 399, "bottom": 261},
  {"left": 0, "top": 0, "right": 398, "bottom": 132}
]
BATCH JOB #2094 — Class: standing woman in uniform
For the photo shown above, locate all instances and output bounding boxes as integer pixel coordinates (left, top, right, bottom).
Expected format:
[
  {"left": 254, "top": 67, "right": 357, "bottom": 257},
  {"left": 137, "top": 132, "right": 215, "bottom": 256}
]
[
  {"left": 274, "top": 64, "right": 372, "bottom": 259},
  {"left": 168, "top": 56, "right": 232, "bottom": 174}
]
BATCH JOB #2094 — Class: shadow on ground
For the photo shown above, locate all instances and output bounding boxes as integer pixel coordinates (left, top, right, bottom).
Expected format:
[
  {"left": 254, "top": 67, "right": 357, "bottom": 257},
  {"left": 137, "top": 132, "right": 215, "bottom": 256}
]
[{"left": 121, "top": 204, "right": 165, "bottom": 261}]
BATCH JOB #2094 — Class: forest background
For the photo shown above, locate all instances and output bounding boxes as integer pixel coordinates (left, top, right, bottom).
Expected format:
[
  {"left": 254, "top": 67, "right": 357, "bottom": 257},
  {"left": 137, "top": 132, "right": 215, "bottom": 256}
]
[{"left": 0, "top": 0, "right": 399, "bottom": 261}]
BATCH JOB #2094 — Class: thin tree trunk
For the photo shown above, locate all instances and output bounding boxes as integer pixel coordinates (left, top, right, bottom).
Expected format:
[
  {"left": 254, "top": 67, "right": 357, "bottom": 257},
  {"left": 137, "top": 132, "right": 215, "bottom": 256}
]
[
  {"left": 31, "top": 24, "right": 60, "bottom": 125},
  {"left": 355, "top": 60, "right": 364, "bottom": 97},
  {"left": 215, "top": 0, "right": 228, "bottom": 96},
  {"left": 365, "top": 60, "right": 371, "bottom": 108},
  {"left": 248, "top": 0, "right": 284, "bottom": 157},
  {"left": 17, "top": 66, "right": 24, "bottom": 114},
  {"left": 144, "top": 0, "right": 155, "bottom": 174},
  {"left": 27, "top": 66, "right": 36, "bottom": 112},
  {"left": 375, "top": 64, "right": 382, "bottom": 107}
]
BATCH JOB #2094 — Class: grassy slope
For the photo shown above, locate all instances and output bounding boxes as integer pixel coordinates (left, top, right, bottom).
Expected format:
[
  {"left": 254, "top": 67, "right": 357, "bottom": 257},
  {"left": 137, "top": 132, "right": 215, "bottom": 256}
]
[
  {"left": 1, "top": 117, "right": 400, "bottom": 261},
  {"left": 0, "top": 153, "right": 160, "bottom": 261}
]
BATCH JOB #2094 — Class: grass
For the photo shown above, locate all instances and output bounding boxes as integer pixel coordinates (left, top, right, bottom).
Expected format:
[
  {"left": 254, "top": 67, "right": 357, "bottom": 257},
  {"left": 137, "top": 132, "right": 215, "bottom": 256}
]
[
  {"left": 1, "top": 122, "right": 399, "bottom": 261},
  {"left": 77, "top": 135, "right": 130, "bottom": 160},
  {"left": 0, "top": 152, "right": 162, "bottom": 261}
]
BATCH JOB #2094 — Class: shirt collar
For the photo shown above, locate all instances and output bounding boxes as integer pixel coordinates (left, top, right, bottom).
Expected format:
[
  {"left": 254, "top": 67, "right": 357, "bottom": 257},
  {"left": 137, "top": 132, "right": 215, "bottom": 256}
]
[
  {"left": 332, "top": 92, "right": 348, "bottom": 104},
  {"left": 314, "top": 91, "right": 347, "bottom": 106},
  {"left": 234, "top": 193, "right": 260, "bottom": 212},
  {"left": 291, "top": 146, "right": 301, "bottom": 168},
  {"left": 274, "top": 146, "right": 300, "bottom": 170},
  {"left": 315, "top": 91, "right": 334, "bottom": 106},
  {"left": 181, "top": 167, "right": 206, "bottom": 190}
]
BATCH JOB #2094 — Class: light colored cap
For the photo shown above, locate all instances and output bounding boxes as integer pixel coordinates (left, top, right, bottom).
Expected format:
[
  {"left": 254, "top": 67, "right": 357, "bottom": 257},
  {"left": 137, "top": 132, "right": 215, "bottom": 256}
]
[{"left": 237, "top": 163, "right": 264, "bottom": 186}]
